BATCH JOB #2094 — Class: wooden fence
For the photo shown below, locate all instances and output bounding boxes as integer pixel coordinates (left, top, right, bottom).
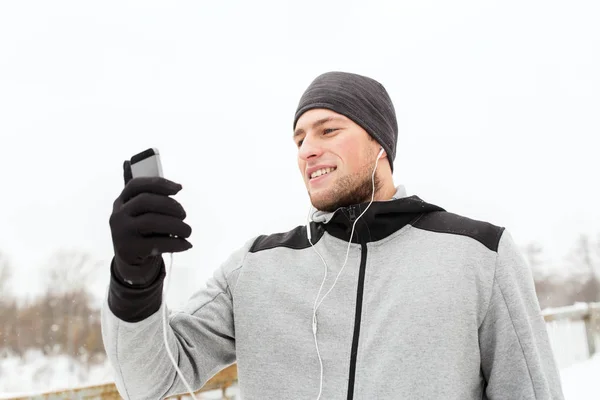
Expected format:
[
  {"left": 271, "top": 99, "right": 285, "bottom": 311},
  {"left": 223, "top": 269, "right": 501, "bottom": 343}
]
[
  {"left": 2, "top": 302, "right": 599, "bottom": 400},
  {"left": 542, "top": 301, "right": 600, "bottom": 370},
  {"left": 0, "top": 365, "right": 238, "bottom": 400}
]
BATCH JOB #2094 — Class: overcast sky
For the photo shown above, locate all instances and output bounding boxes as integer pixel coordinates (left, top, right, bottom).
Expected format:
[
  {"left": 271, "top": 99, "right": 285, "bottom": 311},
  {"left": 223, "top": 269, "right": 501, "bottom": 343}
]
[{"left": 0, "top": 0, "right": 598, "bottom": 306}]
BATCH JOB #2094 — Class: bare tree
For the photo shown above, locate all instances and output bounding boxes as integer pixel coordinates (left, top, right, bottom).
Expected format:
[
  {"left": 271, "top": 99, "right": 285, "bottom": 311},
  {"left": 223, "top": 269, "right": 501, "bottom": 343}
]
[
  {"left": 567, "top": 233, "right": 600, "bottom": 302},
  {"left": 523, "top": 242, "right": 544, "bottom": 273},
  {"left": 0, "top": 250, "right": 106, "bottom": 361},
  {"left": 43, "top": 249, "right": 103, "bottom": 296},
  {"left": 0, "top": 252, "right": 13, "bottom": 300},
  {"left": 521, "top": 242, "right": 552, "bottom": 307},
  {"left": 595, "top": 232, "right": 600, "bottom": 270},
  {"left": 40, "top": 250, "right": 104, "bottom": 360}
]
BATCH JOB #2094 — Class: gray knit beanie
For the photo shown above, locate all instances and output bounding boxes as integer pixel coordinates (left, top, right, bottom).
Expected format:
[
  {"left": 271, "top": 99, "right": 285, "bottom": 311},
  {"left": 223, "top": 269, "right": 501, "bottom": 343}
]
[{"left": 293, "top": 71, "right": 398, "bottom": 171}]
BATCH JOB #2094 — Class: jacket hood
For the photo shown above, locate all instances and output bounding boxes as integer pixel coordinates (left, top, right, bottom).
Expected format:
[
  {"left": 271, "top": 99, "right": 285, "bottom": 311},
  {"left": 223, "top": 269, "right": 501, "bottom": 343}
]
[{"left": 308, "top": 185, "right": 446, "bottom": 243}]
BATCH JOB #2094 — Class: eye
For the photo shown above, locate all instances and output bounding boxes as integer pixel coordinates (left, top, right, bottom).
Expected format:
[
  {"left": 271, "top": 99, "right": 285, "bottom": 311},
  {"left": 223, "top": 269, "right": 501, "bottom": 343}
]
[
  {"left": 296, "top": 139, "right": 303, "bottom": 148},
  {"left": 324, "top": 128, "right": 338, "bottom": 135}
]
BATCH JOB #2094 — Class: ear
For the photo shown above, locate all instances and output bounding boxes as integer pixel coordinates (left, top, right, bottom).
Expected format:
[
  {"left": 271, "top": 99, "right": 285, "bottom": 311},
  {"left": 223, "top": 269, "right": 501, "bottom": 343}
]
[{"left": 378, "top": 147, "right": 386, "bottom": 158}]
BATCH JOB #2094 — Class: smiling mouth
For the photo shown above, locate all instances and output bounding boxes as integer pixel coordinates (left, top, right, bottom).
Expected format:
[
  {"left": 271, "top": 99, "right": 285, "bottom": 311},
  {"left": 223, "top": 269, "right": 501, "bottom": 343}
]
[{"left": 309, "top": 167, "right": 337, "bottom": 180}]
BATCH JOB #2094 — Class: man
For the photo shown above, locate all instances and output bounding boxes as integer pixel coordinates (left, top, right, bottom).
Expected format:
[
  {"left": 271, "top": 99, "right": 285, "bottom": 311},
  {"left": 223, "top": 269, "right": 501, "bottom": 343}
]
[{"left": 101, "top": 71, "right": 565, "bottom": 399}]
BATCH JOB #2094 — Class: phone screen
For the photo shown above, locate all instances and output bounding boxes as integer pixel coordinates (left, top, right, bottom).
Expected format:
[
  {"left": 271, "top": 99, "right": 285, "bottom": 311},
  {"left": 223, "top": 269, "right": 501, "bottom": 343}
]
[{"left": 129, "top": 148, "right": 163, "bottom": 179}]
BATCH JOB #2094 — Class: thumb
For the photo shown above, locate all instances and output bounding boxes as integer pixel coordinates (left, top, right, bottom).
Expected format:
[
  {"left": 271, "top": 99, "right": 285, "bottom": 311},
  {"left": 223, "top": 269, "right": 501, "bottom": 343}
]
[{"left": 123, "top": 160, "right": 133, "bottom": 186}]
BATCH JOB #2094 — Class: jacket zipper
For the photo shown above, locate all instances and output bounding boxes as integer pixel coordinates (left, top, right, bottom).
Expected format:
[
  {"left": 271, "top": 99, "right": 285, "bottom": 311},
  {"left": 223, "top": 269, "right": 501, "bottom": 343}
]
[
  {"left": 348, "top": 206, "right": 357, "bottom": 221},
  {"left": 346, "top": 205, "right": 367, "bottom": 400}
]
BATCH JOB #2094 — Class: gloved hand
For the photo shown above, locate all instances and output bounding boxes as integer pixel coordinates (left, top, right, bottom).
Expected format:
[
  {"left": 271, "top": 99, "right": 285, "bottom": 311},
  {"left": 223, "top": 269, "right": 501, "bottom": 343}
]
[{"left": 109, "top": 171, "right": 192, "bottom": 286}]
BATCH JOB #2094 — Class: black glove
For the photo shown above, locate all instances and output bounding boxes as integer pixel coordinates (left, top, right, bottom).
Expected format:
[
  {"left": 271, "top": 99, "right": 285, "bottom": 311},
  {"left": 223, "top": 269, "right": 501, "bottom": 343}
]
[{"left": 109, "top": 168, "right": 192, "bottom": 286}]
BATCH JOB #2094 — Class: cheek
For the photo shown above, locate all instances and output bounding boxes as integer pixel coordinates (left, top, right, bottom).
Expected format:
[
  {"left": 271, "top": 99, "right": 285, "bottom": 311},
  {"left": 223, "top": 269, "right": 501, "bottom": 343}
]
[
  {"left": 298, "top": 158, "right": 306, "bottom": 178},
  {"left": 335, "top": 141, "right": 361, "bottom": 172}
]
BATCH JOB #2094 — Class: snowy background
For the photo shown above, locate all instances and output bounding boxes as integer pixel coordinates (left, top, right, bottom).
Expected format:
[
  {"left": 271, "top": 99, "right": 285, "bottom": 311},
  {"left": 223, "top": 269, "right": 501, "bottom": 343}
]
[
  {"left": 0, "top": 351, "right": 599, "bottom": 399},
  {"left": 1, "top": 0, "right": 599, "bottom": 398}
]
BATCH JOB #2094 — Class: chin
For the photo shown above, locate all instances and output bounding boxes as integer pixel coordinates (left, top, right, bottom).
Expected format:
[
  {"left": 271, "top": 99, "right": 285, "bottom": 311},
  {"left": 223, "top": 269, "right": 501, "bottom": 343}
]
[{"left": 308, "top": 188, "right": 339, "bottom": 212}]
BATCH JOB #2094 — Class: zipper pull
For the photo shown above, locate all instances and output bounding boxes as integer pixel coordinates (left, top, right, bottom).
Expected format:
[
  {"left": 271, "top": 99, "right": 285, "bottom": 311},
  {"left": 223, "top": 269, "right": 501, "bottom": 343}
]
[{"left": 348, "top": 206, "right": 356, "bottom": 221}]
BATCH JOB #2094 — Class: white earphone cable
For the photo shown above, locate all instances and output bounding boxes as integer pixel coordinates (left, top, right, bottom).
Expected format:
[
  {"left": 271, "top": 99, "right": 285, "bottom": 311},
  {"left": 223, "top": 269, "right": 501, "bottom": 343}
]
[
  {"left": 163, "top": 253, "right": 199, "bottom": 400},
  {"left": 309, "top": 149, "right": 383, "bottom": 400},
  {"left": 307, "top": 218, "right": 328, "bottom": 399}
]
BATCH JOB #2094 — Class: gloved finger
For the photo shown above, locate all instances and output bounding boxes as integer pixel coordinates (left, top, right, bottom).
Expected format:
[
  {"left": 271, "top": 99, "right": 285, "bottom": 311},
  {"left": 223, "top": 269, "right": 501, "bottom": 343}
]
[
  {"left": 120, "top": 176, "right": 182, "bottom": 204},
  {"left": 124, "top": 193, "right": 186, "bottom": 219},
  {"left": 134, "top": 213, "right": 192, "bottom": 239},
  {"left": 144, "top": 237, "right": 193, "bottom": 256},
  {"left": 123, "top": 160, "right": 133, "bottom": 185}
]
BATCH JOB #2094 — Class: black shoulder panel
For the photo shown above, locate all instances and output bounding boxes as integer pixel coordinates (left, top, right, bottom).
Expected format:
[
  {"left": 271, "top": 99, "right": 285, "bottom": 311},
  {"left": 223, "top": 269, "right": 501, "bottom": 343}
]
[
  {"left": 412, "top": 211, "right": 505, "bottom": 252},
  {"left": 249, "top": 224, "right": 324, "bottom": 253}
]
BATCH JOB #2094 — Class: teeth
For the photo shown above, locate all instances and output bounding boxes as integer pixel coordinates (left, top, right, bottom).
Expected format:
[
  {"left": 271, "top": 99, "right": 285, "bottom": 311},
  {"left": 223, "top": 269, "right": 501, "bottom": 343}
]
[{"left": 310, "top": 167, "right": 336, "bottom": 179}]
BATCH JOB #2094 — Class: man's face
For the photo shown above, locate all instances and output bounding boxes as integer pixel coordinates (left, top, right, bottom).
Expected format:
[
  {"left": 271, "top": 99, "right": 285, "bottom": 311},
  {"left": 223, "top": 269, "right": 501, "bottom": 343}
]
[{"left": 294, "top": 108, "right": 382, "bottom": 212}]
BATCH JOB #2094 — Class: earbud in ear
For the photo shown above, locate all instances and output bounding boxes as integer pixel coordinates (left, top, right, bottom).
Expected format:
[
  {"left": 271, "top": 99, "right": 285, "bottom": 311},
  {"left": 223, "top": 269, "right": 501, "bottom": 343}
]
[{"left": 378, "top": 147, "right": 385, "bottom": 157}]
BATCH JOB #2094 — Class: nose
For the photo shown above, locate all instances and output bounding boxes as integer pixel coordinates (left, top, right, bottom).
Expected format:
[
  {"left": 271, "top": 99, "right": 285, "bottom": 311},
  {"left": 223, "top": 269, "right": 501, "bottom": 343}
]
[{"left": 298, "top": 135, "right": 323, "bottom": 161}]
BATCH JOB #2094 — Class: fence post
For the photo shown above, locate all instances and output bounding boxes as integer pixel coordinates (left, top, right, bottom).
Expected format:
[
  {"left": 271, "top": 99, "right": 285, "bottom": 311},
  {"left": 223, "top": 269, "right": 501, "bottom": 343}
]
[{"left": 585, "top": 303, "right": 600, "bottom": 357}]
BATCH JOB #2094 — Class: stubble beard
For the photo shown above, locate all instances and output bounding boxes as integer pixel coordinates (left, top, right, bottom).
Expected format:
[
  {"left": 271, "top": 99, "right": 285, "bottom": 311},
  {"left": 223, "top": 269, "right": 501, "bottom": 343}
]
[{"left": 309, "top": 158, "right": 382, "bottom": 213}]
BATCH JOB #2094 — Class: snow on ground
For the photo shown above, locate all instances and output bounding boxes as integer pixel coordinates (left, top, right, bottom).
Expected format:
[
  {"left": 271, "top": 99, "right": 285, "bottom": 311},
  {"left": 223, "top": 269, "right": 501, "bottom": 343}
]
[
  {"left": 0, "top": 351, "right": 599, "bottom": 399},
  {"left": 560, "top": 353, "right": 600, "bottom": 400},
  {"left": 0, "top": 350, "right": 113, "bottom": 396},
  {"left": 0, "top": 350, "right": 234, "bottom": 399}
]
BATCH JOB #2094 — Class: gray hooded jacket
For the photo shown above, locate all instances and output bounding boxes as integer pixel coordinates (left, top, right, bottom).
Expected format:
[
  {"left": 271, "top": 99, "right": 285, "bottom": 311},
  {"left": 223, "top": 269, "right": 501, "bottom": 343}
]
[{"left": 101, "top": 186, "right": 565, "bottom": 399}]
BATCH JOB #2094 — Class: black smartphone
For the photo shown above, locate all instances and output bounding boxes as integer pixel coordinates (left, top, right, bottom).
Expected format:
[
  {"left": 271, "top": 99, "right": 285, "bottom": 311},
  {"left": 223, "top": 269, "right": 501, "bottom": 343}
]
[{"left": 123, "top": 148, "right": 163, "bottom": 185}]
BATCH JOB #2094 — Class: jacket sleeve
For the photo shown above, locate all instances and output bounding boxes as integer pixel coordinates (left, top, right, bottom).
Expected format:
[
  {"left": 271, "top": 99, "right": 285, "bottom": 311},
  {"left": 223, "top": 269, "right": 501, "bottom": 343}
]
[
  {"left": 101, "top": 238, "right": 252, "bottom": 400},
  {"left": 478, "top": 230, "right": 565, "bottom": 399}
]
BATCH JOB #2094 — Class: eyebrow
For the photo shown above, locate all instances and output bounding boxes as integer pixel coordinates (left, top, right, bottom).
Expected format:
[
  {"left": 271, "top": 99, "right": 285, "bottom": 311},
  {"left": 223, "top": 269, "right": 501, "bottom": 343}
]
[{"left": 293, "top": 116, "right": 346, "bottom": 138}]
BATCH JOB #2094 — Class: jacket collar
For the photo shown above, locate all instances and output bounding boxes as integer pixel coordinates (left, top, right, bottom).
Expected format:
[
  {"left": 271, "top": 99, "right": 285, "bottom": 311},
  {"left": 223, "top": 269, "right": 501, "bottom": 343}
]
[
  {"left": 309, "top": 185, "right": 409, "bottom": 224},
  {"left": 308, "top": 185, "right": 445, "bottom": 244}
]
